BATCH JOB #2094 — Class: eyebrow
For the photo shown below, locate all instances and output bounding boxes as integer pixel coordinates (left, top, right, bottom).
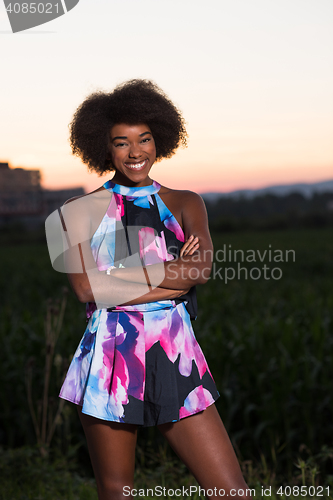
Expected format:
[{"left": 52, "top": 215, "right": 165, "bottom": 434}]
[{"left": 111, "top": 131, "right": 152, "bottom": 142}]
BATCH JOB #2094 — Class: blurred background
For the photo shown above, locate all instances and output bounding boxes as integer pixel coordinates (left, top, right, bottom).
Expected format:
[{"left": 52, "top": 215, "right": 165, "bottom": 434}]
[{"left": 0, "top": 0, "right": 332, "bottom": 498}]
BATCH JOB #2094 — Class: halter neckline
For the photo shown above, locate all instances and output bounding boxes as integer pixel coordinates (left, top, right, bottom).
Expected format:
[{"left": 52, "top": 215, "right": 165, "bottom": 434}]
[{"left": 103, "top": 179, "right": 161, "bottom": 197}]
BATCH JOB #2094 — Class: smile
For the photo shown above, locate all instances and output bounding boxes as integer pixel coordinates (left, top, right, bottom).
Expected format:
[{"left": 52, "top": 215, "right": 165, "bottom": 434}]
[{"left": 124, "top": 159, "right": 148, "bottom": 170}]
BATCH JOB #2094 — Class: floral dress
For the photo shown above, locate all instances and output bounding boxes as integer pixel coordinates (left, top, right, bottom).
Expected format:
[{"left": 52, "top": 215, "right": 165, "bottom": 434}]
[{"left": 59, "top": 180, "right": 219, "bottom": 426}]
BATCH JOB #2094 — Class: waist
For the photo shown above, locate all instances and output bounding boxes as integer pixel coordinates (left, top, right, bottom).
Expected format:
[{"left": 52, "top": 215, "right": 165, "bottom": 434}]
[
  {"left": 86, "top": 300, "right": 177, "bottom": 318},
  {"left": 107, "top": 300, "right": 177, "bottom": 313}
]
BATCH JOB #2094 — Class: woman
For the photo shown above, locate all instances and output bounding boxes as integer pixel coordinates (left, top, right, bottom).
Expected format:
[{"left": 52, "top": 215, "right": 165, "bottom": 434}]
[{"left": 55, "top": 80, "right": 251, "bottom": 499}]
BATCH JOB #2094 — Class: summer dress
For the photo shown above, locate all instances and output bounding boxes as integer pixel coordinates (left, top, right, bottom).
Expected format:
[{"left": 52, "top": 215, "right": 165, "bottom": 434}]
[{"left": 59, "top": 179, "right": 219, "bottom": 426}]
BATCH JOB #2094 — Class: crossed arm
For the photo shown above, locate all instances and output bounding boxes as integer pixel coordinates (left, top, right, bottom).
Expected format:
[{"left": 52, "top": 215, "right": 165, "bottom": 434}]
[
  {"left": 108, "top": 192, "right": 214, "bottom": 291},
  {"left": 57, "top": 190, "right": 213, "bottom": 308}
]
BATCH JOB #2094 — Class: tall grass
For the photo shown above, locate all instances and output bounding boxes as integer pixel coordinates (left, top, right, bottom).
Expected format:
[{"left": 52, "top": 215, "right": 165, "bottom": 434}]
[
  {"left": 196, "top": 229, "right": 333, "bottom": 480},
  {"left": 0, "top": 228, "right": 332, "bottom": 494},
  {"left": 0, "top": 244, "right": 84, "bottom": 452},
  {"left": 25, "top": 292, "right": 68, "bottom": 457}
]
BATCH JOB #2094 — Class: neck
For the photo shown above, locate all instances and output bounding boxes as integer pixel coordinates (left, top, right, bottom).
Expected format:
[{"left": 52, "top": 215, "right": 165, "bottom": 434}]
[{"left": 110, "top": 173, "right": 153, "bottom": 187}]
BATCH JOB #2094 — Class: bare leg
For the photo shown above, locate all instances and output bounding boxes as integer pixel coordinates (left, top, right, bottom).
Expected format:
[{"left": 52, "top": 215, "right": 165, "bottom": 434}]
[
  {"left": 78, "top": 408, "right": 138, "bottom": 500},
  {"left": 158, "top": 404, "right": 252, "bottom": 499}
]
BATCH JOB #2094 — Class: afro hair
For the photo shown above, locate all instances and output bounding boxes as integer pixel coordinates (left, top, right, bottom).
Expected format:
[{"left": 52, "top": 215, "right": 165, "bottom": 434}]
[{"left": 69, "top": 79, "right": 188, "bottom": 175}]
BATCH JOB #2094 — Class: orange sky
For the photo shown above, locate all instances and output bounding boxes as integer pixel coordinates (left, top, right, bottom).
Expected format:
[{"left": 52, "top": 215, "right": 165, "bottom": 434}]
[{"left": 1, "top": 0, "right": 332, "bottom": 194}]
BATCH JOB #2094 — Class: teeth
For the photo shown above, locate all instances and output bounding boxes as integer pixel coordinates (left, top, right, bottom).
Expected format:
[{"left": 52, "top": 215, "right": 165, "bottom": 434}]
[{"left": 125, "top": 160, "right": 146, "bottom": 169}]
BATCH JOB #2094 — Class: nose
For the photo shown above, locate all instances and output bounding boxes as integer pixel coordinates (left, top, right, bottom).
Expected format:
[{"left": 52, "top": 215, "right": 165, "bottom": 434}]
[{"left": 128, "top": 143, "right": 142, "bottom": 158}]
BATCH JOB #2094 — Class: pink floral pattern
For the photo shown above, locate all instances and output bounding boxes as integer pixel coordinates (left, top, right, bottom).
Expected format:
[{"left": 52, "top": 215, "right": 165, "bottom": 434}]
[{"left": 59, "top": 179, "right": 219, "bottom": 425}]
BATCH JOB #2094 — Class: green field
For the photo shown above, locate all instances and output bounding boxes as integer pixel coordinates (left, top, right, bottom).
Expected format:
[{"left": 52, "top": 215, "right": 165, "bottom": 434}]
[{"left": 0, "top": 228, "right": 332, "bottom": 498}]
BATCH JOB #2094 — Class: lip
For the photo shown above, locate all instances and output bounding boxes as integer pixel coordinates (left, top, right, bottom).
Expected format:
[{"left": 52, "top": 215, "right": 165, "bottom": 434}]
[{"left": 123, "top": 159, "right": 148, "bottom": 172}]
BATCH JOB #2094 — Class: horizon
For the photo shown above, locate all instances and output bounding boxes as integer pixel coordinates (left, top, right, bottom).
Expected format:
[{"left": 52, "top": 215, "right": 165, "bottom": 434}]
[
  {"left": 1, "top": 0, "right": 332, "bottom": 195},
  {"left": 3, "top": 160, "right": 332, "bottom": 195}
]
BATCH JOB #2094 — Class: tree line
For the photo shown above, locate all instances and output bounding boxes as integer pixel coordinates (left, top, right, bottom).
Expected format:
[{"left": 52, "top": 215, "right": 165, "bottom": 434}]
[{"left": 204, "top": 191, "right": 333, "bottom": 231}]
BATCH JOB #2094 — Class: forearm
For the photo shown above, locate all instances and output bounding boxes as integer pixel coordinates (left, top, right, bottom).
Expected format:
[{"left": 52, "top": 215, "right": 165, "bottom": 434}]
[
  {"left": 163, "top": 255, "right": 213, "bottom": 287},
  {"left": 81, "top": 269, "right": 188, "bottom": 307},
  {"left": 110, "top": 254, "right": 213, "bottom": 288}
]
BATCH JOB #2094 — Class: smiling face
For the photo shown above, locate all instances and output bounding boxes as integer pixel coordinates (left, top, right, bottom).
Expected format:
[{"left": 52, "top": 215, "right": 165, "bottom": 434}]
[{"left": 108, "top": 123, "right": 157, "bottom": 187}]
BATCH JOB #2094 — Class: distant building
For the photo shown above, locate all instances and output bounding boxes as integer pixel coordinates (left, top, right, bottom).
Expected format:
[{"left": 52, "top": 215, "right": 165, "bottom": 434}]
[
  {"left": 0, "top": 162, "right": 43, "bottom": 215},
  {"left": 43, "top": 187, "right": 85, "bottom": 215},
  {"left": 0, "top": 161, "right": 85, "bottom": 228}
]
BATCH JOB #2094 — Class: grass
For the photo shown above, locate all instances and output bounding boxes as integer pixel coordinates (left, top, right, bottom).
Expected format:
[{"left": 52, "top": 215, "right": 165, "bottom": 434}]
[
  {"left": 198, "top": 230, "right": 333, "bottom": 464},
  {"left": 0, "top": 443, "right": 332, "bottom": 499},
  {"left": 0, "top": 227, "right": 332, "bottom": 496}
]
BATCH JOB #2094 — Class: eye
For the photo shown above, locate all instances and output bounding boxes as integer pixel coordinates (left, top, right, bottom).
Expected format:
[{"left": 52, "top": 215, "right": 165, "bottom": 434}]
[
  {"left": 114, "top": 142, "right": 127, "bottom": 148},
  {"left": 141, "top": 137, "right": 151, "bottom": 143}
]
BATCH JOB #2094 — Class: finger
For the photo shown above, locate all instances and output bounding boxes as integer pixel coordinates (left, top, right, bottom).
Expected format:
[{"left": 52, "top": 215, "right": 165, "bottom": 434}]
[
  {"left": 180, "top": 236, "right": 194, "bottom": 256},
  {"left": 185, "top": 243, "right": 200, "bottom": 255},
  {"left": 184, "top": 237, "right": 199, "bottom": 253},
  {"left": 186, "top": 243, "right": 200, "bottom": 255},
  {"left": 181, "top": 235, "right": 194, "bottom": 251},
  {"left": 180, "top": 241, "right": 199, "bottom": 257},
  {"left": 184, "top": 235, "right": 198, "bottom": 249}
]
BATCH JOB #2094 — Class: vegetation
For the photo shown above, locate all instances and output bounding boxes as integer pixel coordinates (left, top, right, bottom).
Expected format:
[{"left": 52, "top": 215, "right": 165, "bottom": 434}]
[
  {"left": 205, "top": 191, "right": 333, "bottom": 231},
  {"left": 0, "top": 227, "right": 332, "bottom": 498}
]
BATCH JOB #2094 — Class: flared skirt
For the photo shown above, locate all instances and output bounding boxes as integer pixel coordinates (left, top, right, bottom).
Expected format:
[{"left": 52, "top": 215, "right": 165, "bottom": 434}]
[{"left": 59, "top": 301, "right": 219, "bottom": 426}]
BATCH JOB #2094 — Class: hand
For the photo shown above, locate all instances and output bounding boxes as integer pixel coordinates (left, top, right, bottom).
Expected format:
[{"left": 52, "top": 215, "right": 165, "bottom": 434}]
[{"left": 180, "top": 235, "right": 199, "bottom": 257}]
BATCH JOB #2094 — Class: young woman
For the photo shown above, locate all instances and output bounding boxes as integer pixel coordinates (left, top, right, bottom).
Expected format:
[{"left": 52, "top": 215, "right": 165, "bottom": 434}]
[{"left": 55, "top": 80, "right": 251, "bottom": 499}]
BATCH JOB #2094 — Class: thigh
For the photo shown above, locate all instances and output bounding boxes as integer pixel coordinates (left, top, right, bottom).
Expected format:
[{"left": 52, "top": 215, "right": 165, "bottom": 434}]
[
  {"left": 158, "top": 404, "right": 250, "bottom": 498},
  {"left": 78, "top": 407, "right": 138, "bottom": 499}
]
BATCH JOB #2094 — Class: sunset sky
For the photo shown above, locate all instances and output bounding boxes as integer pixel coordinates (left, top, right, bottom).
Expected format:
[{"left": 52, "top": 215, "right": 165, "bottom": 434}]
[{"left": 0, "top": 0, "right": 332, "bottom": 194}]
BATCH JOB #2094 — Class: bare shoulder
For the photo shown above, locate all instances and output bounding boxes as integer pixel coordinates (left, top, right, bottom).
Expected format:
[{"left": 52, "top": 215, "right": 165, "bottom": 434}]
[
  {"left": 159, "top": 184, "right": 203, "bottom": 201},
  {"left": 60, "top": 186, "right": 112, "bottom": 235},
  {"left": 63, "top": 194, "right": 86, "bottom": 206},
  {"left": 159, "top": 184, "right": 210, "bottom": 242},
  {"left": 159, "top": 184, "right": 205, "bottom": 209},
  {"left": 61, "top": 186, "right": 111, "bottom": 217},
  {"left": 63, "top": 186, "right": 106, "bottom": 206},
  {"left": 158, "top": 184, "right": 207, "bottom": 234}
]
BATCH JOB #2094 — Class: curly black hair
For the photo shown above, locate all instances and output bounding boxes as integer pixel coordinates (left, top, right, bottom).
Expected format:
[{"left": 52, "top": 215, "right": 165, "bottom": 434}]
[{"left": 69, "top": 79, "right": 188, "bottom": 175}]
